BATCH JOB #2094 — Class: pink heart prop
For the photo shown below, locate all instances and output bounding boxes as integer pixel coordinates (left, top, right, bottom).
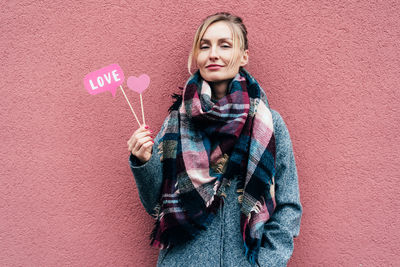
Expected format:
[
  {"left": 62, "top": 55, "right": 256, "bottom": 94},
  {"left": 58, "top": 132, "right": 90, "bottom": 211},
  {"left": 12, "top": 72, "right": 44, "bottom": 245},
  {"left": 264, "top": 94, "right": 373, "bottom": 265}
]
[{"left": 127, "top": 74, "right": 150, "bottom": 94}]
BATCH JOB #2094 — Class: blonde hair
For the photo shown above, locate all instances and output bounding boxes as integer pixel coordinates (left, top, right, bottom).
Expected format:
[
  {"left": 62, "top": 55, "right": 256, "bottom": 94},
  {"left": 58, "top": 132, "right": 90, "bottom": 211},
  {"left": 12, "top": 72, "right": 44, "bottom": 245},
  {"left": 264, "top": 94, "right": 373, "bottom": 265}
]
[{"left": 187, "top": 12, "right": 249, "bottom": 75}]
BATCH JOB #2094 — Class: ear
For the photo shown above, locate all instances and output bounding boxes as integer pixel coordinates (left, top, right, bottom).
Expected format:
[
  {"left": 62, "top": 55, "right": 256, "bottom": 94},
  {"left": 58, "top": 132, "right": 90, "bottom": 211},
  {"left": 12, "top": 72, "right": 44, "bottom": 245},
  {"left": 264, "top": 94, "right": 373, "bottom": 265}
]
[{"left": 240, "top": 49, "right": 249, "bottom": 67}]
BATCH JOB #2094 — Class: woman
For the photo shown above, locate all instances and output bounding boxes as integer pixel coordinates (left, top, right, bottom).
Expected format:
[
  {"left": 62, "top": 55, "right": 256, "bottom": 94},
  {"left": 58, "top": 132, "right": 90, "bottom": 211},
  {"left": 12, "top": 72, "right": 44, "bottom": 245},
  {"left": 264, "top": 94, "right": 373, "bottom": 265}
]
[{"left": 127, "top": 12, "right": 302, "bottom": 267}]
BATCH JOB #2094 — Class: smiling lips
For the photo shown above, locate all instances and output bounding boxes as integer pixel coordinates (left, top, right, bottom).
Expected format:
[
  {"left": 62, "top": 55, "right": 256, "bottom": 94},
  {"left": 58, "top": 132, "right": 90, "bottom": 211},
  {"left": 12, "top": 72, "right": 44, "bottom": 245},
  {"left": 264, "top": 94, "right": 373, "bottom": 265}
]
[{"left": 206, "top": 64, "right": 223, "bottom": 70}]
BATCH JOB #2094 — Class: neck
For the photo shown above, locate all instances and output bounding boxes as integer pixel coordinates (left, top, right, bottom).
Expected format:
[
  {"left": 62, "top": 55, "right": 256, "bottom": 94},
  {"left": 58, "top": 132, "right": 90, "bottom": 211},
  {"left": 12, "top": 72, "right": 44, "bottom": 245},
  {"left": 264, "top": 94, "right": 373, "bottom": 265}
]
[{"left": 210, "top": 79, "right": 231, "bottom": 100}]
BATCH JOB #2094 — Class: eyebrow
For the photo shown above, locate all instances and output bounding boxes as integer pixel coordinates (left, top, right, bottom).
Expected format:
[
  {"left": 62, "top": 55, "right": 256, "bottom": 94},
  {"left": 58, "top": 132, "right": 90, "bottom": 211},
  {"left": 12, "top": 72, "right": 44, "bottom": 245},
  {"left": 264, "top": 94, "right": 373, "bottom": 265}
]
[{"left": 200, "top": 38, "right": 232, "bottom": 43}]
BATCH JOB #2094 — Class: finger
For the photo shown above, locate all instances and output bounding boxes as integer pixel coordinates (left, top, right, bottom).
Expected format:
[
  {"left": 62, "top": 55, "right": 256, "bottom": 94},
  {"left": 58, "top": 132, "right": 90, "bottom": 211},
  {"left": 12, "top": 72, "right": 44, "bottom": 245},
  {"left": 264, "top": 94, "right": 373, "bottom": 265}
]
[
  {"left": 139, "top": 124, "right": 151, "bottom": 132},
  {"left": 128, "top": 138, "right": 137, "bottom": 153},
  {"left": 128, "top": 127, "right": 144, "bottom": 145},
  {"left": 128, "top": 126, "right": 152, "bottom": 145},
  {"left": 137, "top": 140, "right": 154, "bottom": 155},
  {"left": 135, "top": 130, "right": 153, "bottom": 141},
  {"left": 128, "top": 134, "right": 136, "bottom": 146},
  {"left": 129, "top": 131, "right": 152, "bottom": 151},
  {"left": 133, "top": 136, "right": 153, "bottom": 152},
  {"left": 129, "top": 133, "right": 142, "bottom": 152}
]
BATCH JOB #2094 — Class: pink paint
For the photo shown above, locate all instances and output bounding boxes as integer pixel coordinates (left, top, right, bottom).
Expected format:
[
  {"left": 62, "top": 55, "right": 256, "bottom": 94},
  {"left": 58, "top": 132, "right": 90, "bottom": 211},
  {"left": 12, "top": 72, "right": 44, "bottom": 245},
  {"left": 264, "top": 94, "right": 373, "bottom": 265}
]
[
  {"left": 127, "top": 74, "right": 150, "bottom": 94},
  {"left": 83, "top": 64, "right": 124, "bottom": 97}
]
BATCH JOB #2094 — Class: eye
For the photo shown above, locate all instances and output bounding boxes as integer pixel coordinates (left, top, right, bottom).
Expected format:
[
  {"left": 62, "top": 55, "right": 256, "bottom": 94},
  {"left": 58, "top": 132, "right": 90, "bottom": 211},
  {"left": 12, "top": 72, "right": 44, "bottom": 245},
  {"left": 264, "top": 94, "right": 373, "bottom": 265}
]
[{"left": 200, "top": 45, "right": 209, "bottom": 50}]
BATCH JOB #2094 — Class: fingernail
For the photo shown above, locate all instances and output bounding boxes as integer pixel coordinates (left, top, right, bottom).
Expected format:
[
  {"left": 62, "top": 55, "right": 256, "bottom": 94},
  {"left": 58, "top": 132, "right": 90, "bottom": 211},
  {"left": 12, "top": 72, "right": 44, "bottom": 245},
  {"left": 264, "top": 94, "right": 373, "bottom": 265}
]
[
  {"left": 145, "top": 125, "right": 149, "bottom": 129},
  {"left": 150, "top": 130, "right": 153, "bottom": 133}
]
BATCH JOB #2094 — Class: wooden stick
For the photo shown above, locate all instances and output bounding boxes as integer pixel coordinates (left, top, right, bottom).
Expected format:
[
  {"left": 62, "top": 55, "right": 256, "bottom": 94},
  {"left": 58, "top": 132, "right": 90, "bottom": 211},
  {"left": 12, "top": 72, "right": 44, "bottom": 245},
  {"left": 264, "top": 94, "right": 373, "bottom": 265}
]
[
  {"left": 140, "top": 93, "right": 146, "bottom": 125},
  {"left": 119, "top": 85, "right": 141, "bottom": 127}
]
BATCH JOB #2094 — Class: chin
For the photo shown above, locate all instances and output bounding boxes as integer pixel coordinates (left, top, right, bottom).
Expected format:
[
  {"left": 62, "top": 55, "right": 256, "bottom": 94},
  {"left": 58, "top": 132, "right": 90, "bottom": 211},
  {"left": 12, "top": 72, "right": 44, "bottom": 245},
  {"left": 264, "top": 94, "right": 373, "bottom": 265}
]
[{"left": 201, "top": 72, "right": 229, "bottom": 82}]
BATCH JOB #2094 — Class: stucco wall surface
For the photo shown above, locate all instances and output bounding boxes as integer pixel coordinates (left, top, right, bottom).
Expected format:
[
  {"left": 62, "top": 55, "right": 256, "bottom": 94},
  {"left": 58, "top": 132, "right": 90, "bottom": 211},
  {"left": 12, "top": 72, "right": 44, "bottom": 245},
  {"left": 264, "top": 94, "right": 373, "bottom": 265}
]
[{"left": 1, "top": 1, "right": 399, "bottom": 266}]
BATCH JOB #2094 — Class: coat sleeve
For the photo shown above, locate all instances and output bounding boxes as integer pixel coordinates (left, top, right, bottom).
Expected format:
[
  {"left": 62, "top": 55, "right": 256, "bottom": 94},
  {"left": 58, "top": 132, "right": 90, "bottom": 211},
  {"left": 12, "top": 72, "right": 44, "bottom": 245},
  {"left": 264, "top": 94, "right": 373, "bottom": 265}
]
[
  {"left": 258, "top": 110, "right": 303, "bottom": 267},
  {"left": 128, "top": 117, "right": 168, "bottom": 217}
]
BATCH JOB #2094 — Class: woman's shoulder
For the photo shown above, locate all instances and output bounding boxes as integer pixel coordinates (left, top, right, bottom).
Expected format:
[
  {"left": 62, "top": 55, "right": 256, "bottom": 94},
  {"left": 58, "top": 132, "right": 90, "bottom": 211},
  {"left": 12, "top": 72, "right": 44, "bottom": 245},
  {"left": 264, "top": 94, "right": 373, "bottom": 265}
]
[
  {"left": 269, "top": 108, "right": 298, "bottom": 164},
  {"left": 270, "top": 109, "right": 293, "bottom": 144},
  {"left": 270, "top": 109, "right": 285, "bottom": 131}
]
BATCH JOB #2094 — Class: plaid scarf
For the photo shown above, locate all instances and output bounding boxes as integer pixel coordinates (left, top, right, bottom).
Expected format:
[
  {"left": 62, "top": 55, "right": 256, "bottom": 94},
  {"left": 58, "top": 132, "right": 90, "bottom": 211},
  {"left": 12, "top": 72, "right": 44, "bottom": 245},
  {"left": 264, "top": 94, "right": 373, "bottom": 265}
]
[{"left": 150, "top": 68, "right": 276, "bottom": 266}]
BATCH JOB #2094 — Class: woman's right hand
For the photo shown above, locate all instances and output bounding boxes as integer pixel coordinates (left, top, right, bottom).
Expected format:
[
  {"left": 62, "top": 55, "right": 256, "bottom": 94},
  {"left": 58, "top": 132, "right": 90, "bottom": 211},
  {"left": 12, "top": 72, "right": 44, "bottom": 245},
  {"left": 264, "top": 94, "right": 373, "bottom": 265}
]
[{"left": 127, "top": 124, "right": 154, "bottom": 164}]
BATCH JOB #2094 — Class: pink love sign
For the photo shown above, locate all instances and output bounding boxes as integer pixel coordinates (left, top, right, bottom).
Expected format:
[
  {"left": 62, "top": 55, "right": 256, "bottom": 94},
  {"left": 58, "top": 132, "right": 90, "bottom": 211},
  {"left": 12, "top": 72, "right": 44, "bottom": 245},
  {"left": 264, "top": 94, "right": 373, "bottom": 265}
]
[
  {"left": 127, "top": 74, "right": 150, "bottom": 94},
  {"left": 83, "top": 64, "right": 124, "bottom": 97}
]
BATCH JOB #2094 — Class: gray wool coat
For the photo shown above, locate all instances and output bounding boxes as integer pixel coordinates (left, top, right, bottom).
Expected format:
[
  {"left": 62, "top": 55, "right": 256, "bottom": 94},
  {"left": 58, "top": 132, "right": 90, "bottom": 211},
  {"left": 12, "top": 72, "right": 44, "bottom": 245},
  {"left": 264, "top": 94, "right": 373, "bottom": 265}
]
[{"left": 129, "top": 109, "right": 303, "bottom": 267}]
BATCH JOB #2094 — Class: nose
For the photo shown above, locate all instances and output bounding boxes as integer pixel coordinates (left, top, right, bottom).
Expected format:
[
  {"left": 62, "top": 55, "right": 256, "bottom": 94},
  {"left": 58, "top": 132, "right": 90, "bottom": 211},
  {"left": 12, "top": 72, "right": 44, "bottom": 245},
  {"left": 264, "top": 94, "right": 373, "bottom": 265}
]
[{"left": 209, "top": 45, "right": 219, "bottom": 60}]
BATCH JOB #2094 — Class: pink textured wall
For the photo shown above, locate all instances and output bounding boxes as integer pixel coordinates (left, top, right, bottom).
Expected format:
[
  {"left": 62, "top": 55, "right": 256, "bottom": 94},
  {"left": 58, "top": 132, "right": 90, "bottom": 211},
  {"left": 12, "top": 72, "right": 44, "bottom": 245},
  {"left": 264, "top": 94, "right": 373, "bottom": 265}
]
[{"left": 1, "top": 1, "right": 399, "bottom": 266}]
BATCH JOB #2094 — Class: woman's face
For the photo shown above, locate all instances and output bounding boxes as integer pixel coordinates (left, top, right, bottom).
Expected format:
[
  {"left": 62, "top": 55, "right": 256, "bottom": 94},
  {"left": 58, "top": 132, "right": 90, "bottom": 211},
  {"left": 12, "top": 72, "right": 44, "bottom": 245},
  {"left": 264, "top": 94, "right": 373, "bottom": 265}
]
[{"left": 196, "top": 21, "right": 248, "bottom": 82}]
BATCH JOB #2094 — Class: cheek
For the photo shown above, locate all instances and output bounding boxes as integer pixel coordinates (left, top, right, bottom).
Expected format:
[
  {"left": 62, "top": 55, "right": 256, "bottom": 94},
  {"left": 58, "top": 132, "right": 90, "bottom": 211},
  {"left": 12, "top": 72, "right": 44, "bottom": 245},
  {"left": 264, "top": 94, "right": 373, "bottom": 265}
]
[
  {"left": 196, "top": 54, "right": 206, "bottom": 66},
  {"left": 220, "top": 51, "right": 235, "bottom": 63}
]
